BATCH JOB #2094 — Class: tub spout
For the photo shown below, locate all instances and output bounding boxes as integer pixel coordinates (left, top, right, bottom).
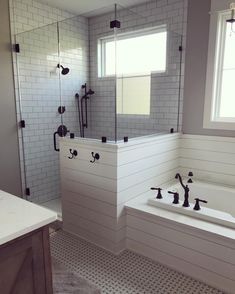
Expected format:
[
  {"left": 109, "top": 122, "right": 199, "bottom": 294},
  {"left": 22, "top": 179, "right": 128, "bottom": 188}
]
[{"left": 175, "top": 173, "right": 190, "bottom": 207}]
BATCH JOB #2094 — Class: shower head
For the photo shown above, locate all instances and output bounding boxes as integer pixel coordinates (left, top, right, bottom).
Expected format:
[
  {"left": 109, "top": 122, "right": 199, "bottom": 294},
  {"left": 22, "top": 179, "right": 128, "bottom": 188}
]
[{"left": 57, "top": 64, "right": 70, "bottom": 75}]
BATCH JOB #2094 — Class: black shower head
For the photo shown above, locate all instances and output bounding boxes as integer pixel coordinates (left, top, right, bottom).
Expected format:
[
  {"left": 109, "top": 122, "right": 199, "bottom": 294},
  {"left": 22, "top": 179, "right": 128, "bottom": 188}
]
[{"left": 57, "top": 64, "right": 70, "bottom": 75}]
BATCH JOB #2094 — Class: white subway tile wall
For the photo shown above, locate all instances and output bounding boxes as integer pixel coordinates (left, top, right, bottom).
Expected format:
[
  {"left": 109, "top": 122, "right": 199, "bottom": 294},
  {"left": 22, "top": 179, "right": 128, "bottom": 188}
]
[
  {"left": 88, "top": 0, "right": 187, "bottom": 140},
  {"left": 10, "top": 0, "right": 89, "bottom": 202},
  {"left": 10, "top": 0, "right": 187, "bottom": 202}
]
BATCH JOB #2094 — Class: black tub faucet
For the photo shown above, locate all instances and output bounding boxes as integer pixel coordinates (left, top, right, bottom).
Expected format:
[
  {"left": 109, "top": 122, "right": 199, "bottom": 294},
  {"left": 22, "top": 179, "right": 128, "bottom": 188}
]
[
  {"left": 151, "top": 187, "right": 163, "bottom": 199},
  {"left": 194, "top": 198, "right": 208, "bottom": 211},
  {"left": 168, "top": 191, "right": 179, "bottom": 204},
  {"left": 175, "top": 173, "right": 190, "bottom": 207}
]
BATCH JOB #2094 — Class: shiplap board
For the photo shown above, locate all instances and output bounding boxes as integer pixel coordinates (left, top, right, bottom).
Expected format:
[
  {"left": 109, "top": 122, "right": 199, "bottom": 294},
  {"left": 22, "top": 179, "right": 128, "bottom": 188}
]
[
  {"left": 63, "top": 191, "right": 117, "bottom": 217},
  {"left": 63, "top": 211, "right": 126, "bottom": 243},
  {"left": 127, "top": 227, "right": 235, "bottom": 280},
  {"left": 61, "top": 169, "right": 117, "bottom": 192},
  {"left": 127, "top": 215, "right": 235, "bottom": 264},
  {"left": 61, "top": 180, "right": 117, "bottom": 205},
  {"left": 61, "top": 156, "right": 117, "bottom": 179},
  {"left": 179, "top": 135, "right": 235, "bottom": 188},
  {"left": 118, "top": 136, "right": 179, "bottom": 166},
  {"left": 62, "top": 202, "right": 124, "bottom": 230},
  {"left": 126, "top": 239, "right": 235, "bottom": 293},
  {"left": 64, "top": 222, "right": 125, "bottom": 254},
  {"left": 118, "top": 159, "right": 179, "bottom": 192},
  {"left": 61, "top": 134, "right": 180, "bottom": 253},
  {"left": 117, "top": 168, "right": 178, "bottom": 205}
]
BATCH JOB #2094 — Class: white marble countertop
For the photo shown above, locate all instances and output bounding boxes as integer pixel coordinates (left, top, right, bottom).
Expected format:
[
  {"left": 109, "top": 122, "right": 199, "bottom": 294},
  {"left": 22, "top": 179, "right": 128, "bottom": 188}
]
[{"left": 0, "top": 190, "right": 57, "bottom": 246}]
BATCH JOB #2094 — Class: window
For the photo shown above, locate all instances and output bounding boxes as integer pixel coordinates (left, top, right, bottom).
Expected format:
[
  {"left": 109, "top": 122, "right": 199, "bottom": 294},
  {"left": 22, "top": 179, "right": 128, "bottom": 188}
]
[
  {"left": 204, "top": 10, "right": 235, "bottom": 129},
  {"left": 116, "top": 75, "right": 151, "bottom": 115},
  {"left": 98, "top": 26, "right": 167, "bottom": 116},
  {"left": 98, "top": 26, "right": 167, "bottom": 77}
]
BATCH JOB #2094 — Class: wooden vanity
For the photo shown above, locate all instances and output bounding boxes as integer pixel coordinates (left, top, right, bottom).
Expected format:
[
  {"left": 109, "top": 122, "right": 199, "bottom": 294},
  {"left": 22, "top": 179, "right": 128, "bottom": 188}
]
[{"left": 0, "top": 191, "right": 57, "bottom": 294}]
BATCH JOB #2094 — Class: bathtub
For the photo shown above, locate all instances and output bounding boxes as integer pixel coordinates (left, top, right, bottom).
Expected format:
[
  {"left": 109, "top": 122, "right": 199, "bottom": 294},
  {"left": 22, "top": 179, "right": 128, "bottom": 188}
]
[{"left": 148, "top": 181, "right": 235, "bottom": 229}]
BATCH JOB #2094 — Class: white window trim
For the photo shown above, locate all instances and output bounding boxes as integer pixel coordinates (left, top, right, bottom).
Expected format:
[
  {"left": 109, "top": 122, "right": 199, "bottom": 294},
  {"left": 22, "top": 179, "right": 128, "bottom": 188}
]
[
  {"left": 204, "top": 3, "right": 235, "bottom": 130},
  {"left": 97, "top": 25, "right": 168, "bottom": 78}
]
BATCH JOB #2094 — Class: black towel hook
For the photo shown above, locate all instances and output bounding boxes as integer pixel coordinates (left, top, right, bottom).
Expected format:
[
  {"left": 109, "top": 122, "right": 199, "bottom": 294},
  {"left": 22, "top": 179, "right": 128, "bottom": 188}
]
[
  {"left": 90, "top": 152, "right": 100, "bottom": 163},
  {"left": 68, "top": 149, "right": 78, "bottom": 159}
]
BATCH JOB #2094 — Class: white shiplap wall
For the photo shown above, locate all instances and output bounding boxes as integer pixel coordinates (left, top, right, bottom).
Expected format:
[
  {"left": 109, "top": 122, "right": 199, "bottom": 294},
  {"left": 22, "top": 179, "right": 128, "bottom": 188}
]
[
  {"left": 125, "top": 134, "right": 235, "bottom": 293},
  {"left": 179, "top": 134, "right": 235, "bottom": 188},
  {"left": 60, "top": 133, "right": 180, "bottom": 253},
  {"left": 125, "top": 206, "right": 235, "bottom": 294}
]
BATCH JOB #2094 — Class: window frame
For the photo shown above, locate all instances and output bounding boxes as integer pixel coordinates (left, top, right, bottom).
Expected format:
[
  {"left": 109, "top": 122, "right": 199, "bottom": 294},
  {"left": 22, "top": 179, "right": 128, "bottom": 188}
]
[
  {"left": 97, "top": 25, "right": 168, "bottom": 78},
  {"left": 204, "top": 9, "right": 235, "bottom": 130}
]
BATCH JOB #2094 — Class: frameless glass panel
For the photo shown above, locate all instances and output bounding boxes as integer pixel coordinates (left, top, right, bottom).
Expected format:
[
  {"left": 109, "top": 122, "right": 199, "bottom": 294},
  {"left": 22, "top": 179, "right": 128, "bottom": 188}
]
[
  {"left": 83, "top": 5, "right": 117, "bottom": 142},
  {"left": 104, "top": 28, "right": 167, "bottom": 76},
  {"left": 115, "top": 4, "right": 183, "bottom": 141},
  {"left": 15, "top": 23, "right": 62, "bottom": 204},
  {"left": 58, "top": 15, "right": 89, "bottom": 138}
]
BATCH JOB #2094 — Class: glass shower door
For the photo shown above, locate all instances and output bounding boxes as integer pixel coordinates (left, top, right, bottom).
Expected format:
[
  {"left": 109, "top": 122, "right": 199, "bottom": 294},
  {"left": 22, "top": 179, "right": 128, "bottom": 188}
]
[{"left": 15, "top": 23, "right": 63, "bottom": 206}]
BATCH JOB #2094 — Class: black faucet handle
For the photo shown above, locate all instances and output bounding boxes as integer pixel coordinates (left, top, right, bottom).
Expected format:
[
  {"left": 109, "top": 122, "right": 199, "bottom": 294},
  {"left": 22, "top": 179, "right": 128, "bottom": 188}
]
[
  {"left": 187, "top": 171, "right": 194, "bottom": 183},
  {"left": 194, "top": 198, "right": 208, "bottom": 211},
  {"left": 168, "top": 191, "right": 179, "bottom": 204},
  {"left": 151, "top": 187, "right": 163, "bottom": 199}
]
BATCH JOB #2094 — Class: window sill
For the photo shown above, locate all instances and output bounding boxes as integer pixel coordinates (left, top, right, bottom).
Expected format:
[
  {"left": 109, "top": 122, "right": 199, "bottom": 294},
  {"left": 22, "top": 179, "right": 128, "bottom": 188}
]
[{"left": 203, "top": 119, "right": 235, "bottom": 131}]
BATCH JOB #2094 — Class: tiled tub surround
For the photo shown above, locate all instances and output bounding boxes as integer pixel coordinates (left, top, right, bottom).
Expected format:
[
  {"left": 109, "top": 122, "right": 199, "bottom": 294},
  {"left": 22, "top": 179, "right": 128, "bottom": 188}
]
[
  {"left": 88, "top": 0, "right": 188, "bottom": 140},
  {"left": 11, "top": 0, "right": 89, "bottom": 202},
  {"left": 61, "top": 133, "right": 235, "bottom": 293}
]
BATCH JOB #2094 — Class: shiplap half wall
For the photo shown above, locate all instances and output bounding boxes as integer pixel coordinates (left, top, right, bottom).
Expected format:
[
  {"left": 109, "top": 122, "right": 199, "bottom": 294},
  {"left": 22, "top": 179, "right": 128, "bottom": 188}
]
[
  {"left": 60, "top": 133, "right": 235, "bottom": 255},
  {"left": 179, "top": 134, "right": 235, "bottom": 188},
  {"left": 60, "top": 133, "right": 180, "bottom": 253}
]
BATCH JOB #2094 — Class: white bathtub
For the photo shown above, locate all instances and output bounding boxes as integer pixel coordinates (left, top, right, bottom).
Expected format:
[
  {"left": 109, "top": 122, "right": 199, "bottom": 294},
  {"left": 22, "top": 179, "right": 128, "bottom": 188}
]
[{"left": 148, "top": 181, "right": 235, "bottom": 229}]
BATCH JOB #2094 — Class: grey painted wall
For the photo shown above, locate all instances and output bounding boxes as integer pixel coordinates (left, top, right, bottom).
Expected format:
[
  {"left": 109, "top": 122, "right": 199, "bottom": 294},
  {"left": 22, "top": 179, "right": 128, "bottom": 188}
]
[
  {"left": 182, "top": 0, "right": 235, "bottom": 137},
  {"left": 0, "top": 0, "right": 22, "bottom": 196}
]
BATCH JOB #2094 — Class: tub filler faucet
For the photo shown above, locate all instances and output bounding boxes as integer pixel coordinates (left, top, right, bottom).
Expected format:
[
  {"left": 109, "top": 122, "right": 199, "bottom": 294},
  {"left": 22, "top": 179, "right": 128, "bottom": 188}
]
[{"left": 175, "top": 173, "right": 190, "bottom": 207}]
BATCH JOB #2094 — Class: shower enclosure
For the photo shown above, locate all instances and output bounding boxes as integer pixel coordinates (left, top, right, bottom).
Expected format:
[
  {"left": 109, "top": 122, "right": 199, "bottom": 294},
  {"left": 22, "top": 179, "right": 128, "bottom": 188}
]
[{"left": 12, "top": 2, "right": 184, "bottom": 213}]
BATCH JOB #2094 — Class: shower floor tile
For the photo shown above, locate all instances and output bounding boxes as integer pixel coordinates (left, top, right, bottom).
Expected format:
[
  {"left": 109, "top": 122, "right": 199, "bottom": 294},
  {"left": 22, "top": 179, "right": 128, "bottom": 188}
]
[{"left": 50, "top": 230, "right": 224, "bottom": 294}]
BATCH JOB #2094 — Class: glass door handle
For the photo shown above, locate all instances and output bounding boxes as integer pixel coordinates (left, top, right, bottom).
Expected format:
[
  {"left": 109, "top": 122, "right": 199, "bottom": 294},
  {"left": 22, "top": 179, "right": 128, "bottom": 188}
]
[
  {"left": 54, "top": 131, "right": 60, "bottom": 152},
  {"left": 53, "top": 125, "right": 69, "bottom": 152}
]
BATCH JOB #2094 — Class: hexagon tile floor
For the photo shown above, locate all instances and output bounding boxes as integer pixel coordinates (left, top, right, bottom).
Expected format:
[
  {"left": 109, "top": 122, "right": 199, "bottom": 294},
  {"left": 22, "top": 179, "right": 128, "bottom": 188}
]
[{"left": 50, "top": 230, "right": 224, "bottom": 294}]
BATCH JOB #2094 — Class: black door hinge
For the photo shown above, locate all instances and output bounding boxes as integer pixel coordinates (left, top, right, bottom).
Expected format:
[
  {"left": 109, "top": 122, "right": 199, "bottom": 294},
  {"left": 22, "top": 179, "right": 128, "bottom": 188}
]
[
  {"left": 26, "top": 187, "right": 30, "bottom": 196},
  {"left": 19, "top": 120, "right": 25, "bottom": 128},
  {"left": 179, "top": 46, "right": 183, "bottom": 52},
  {"left": 14, "top": 43, "right": 20, "bottom": 53}
]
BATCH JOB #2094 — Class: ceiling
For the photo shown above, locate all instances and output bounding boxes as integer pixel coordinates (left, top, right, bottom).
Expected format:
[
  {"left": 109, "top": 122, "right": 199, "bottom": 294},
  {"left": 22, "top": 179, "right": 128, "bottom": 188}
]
[{"left": 37, "top": 0, "right": 149, "bottom": 16}]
